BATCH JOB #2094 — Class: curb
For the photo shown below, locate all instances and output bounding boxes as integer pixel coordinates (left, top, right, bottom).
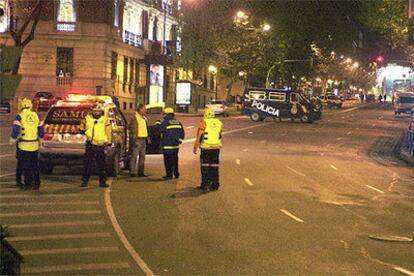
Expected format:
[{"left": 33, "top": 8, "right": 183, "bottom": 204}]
[{"left": 399, "top": 136, "right": 414, "bottom": 166}]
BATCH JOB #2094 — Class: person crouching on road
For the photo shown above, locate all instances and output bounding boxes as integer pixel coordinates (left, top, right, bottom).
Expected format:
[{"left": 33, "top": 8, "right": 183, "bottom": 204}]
[
  {"left": 129, "top": 104, "right": 150, "bottom": 177},
  {"left": 159, "top": 107, "right": 185, "bottom": 180},
  {"left": 9, "top": 98, "right": 44, "bottom": 190},
  {"left": 80, "top": 107, "right": 112, "bottom": 188},
  {"left": 193, "top": 108, "right": 223, "bottom": 192}
]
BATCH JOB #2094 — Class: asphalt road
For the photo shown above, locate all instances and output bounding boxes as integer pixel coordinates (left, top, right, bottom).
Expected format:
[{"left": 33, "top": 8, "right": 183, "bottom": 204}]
[{"left": 0, "top": 103, "right": 413, "bottom": 275}]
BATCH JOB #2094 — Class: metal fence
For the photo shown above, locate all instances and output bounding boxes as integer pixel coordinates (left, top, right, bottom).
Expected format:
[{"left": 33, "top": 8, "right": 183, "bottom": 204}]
[{"left": 407, "top": 119, "right": 414, "bottom": 156}]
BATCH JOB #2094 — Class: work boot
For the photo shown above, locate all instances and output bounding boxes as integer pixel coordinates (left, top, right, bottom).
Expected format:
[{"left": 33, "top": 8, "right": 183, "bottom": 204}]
[
  {"left": 81, "top": 181, "right": 88, "bottom": 187},
  {"left": 162, "top": 175, "right": 173, "bottom": 180},
  {"left": 99, "top": 183, "right": 109, "bottom": 188},
  {"left": 138, "top": 173, "right": 148, "bottom": 177}
]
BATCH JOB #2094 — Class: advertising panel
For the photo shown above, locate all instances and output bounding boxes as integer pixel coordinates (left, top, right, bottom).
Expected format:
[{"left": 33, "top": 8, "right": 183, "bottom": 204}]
[
  {"left": 176, "top": 82, "right": 192, "bottom": 105},
  {"left": 149, "top": 64, "right": 164, "bottom": 104}
]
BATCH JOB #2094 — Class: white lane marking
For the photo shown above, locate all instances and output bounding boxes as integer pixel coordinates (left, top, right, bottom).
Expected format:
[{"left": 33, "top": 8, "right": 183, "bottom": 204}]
[
  {"left": 23, "top": 262, "right": 130, "bottom": 274},
  {"left": 0, "top": 201, "right": 100, "bottom": 207},
  {"left": 394, "top": 266, "right": 414, "bottom": 276},
  {"left": 330, "top": 164, "right": 338, "bottom": 171},
  {"left": 186, "top": 126, "right": 194, "bottom": 129},
  {"left": 337, "top": 137, "right": 343, "bottom": 141},
  {"left": 0, "top": 153, "right": 14, "bottom": 158},
  {"left": 280, "top": 209, "right": 304, "bottom": 223},
  {"left": 10, "top": 220, "right": 105, "bottom": 229},
  {"left": 336, "top": 107, "right": 359, "bottom": 114},
  {"left": 0, "top": 143, "right": 12, "bottom": 146},
  {"left": 347, "top": 131, "right": 352, "bottom": 135},
  {"left": 248, "top": 131, "right": 253, "bottom": 134},
  {"left": 0, "top": 172, "right": 15, "bottom": 178},
  {"left": 0, "top": 193, "right": 97, "bottom": 199},
  {"left": 0, "top": 187, "right": 19, "bottom": 192},
  {"left": 242, "top": 148, "right": 249, "bottom": 152},
  {"left": 0, "top": 210, "right": 101, "bottom": 218},
  {"left": 236, "top": 159, "right": 240, "bottom": 165},
  {"left": 7, "top": 232, "right": 111, "bottom": 242},
  {"left": 244, "top": 178, "right": 254, "bottom": 186},
  {"left": 105, "top": 186, "right": 154, "bottom": 276},
  {"left": 182, "top": 122, "right": 269, "bottom": 144},
  {"left": 320, "top": 153, "right": 325, "bottom": 156},
  {"left": 260, "top": 140, "right": 266, "bottom": 143},
  {"left": 365, "top": 185, "right": 385, "bottom": 194},
  {"left": 21, "top": 246, "right": 119, "bottom": 256},
  {"left": 286, "top": 166, "right": 306, "bottom": 177}
]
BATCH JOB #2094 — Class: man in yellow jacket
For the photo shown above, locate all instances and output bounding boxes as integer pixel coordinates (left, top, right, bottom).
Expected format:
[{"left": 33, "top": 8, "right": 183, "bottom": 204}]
[
  {"left": 129, "top": 104, "right": 150, "bottom": 177},
  {"left": 80, "top": 106, "right": 112, "bottom": 187},
  {"left": 10, "top": 98, "right": 44, "bottom": 190},
  {"left": 193, "top": 108, "right": 223, "bottom": 192}
]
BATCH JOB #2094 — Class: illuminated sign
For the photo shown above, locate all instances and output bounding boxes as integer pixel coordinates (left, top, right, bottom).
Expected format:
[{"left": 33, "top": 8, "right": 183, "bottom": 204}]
[
  {"left": 176, "top": 82, "right": 191, "bottom": 105},
  {"left": 149, "top": 64, "right": 164, "bottom": 104}
]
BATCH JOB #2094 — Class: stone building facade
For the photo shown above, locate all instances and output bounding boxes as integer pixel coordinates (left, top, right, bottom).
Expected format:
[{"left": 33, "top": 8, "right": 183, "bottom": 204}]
[{"left": 0, "top": 0, "right": 179, "bottom": 113}]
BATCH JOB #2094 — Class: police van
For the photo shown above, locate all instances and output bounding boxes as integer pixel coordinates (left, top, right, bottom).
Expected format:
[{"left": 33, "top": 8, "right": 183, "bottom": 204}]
[
  {"left": 242, "top": 87, "right": 322, "bottom": 123},
  {"left": 394, "top": 92, "right": 414, "bottom": 115}
]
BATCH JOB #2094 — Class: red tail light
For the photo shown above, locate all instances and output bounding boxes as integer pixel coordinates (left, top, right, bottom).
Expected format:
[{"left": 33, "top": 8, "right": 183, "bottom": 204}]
[{"left": 43, "top": 133, "right": 54, "bottom": 141}]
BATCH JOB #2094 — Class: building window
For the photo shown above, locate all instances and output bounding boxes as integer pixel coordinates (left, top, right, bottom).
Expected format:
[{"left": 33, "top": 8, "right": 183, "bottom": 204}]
[
  {"left": 135, "top": 62, "right": 140, "bottom": 85},
  {"left": 129, "top": 58, "right": 134, "bottom": 84},
  {"left": 153, "top": 17, "right": 158, "bottom": 41},
  {"left": 56, "top": 47, "right": 73, "bottom": 85},
  {"left": 123, "top": 102, "right": 126, "bottom": 110},
  {"left": 0, "top": 0, "right": 10, "bottom": 33},
  {"left": 114, "top": 0, "right": 119, "bottom": 27},
  {"left": 111, "top": 52, "right": 118, "bottom": 80},
  {"left": 129, "top": 102, "right": 133, "bottom": 109},
  {"left": 123, "top": 56, "right": 128, "bottom": 84},
  {"left": 122, "top": 6, "right": 143, "bottom": 48},
  {"left": 57, "top": 0, "right": 77, "bottom": 32}
]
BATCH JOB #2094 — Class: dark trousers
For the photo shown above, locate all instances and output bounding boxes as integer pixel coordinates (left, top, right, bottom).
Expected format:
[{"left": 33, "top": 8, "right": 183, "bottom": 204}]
[
  {"left": 16, "top": 147, "right": 23, "bottom": 185},
  {"left": 19, "top": 150, "right": 40, "bottom": 189},
  {"left": 163, "top": 150, "right": 179, "bottom": 177},
  {"left": 200, "top": 149, "right": 220, "bottom": 190},
  {"left": 82, "top": 142, "right": 106, "bottom": 185}
]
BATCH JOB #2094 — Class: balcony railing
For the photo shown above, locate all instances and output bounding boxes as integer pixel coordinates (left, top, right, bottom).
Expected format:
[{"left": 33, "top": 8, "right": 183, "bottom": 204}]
[
  {"left": 123, "top": 30, "right": 144, "bottom": 48},
  {"left": 162, "top": 2, "right": 173, "bottom": 16},
  {"left": 56, "top": 76, "right": 72, "bottom": 86},
  {"left": 56, "top": 22, "right": 77, "bottom": 32}
]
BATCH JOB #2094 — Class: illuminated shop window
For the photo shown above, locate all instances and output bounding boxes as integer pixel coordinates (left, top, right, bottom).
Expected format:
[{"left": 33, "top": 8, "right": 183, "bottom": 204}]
[{"left": 57, "top": 0, "right": 77, "bottom": 32}]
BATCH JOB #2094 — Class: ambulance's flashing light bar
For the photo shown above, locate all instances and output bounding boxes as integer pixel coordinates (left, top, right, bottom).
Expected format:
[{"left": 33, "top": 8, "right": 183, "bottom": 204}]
[{"left": 56, "top": 94, "right": 113, "bottom": 106}]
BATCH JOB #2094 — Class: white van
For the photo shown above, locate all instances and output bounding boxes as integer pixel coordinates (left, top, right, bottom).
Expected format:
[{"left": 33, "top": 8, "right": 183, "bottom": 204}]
[{"left": 394, "top": 92, "right": 414, "bottom": 115}]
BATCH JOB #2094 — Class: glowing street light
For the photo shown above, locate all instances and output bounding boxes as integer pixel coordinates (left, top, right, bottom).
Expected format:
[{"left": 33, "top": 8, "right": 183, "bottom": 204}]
[
  {"left": 236, "top": 10, "right": 246, "bottom": 19},
  {"left": 315, "top": 77, "right": 322, "bottom": 82},
  {"left": 345, "top": 58, "right": 352, "bottom": 64},
  {"left": 352, "top": 62, "right": 359, "bottom": 69},
  {"left": 262, "top": 23, "right": 271, "bottom": 32},
  {"left": 208, "top": 65, "right": 217, "bottom": 74}
]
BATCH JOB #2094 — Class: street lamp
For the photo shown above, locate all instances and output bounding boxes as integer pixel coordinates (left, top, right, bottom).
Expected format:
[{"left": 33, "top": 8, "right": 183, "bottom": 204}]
[
  {"left": 209, "top": 65, "right": 218, "bottom": 99},
  {"left": 345, "top": 58, "right": 352, "bottom": 64},
  {"left": 352, "top": 62, "right": 359, "bottom": 69},
  {"left": 262, "top": 23, "right": 271, "bottom": 32}
]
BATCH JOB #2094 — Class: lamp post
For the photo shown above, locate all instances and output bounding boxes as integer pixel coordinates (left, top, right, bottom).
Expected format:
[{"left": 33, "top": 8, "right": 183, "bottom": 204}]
[{"left": 208, "top": 65, "right": 218, "bottom": 99}]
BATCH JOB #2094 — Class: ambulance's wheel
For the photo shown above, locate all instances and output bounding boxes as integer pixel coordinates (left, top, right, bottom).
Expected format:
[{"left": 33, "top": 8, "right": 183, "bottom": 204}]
[
  {"left": 300, "top": 114, "right": 312, "bottom": 123},
  {"left": 250, "top": 111, "right": 262, "bottom": 122},
  {"left": 107, "top": 149, "right": 120, "bottom": 177},
  {"left": 40, "top": 162, "right": 54, "bottom": 174}
]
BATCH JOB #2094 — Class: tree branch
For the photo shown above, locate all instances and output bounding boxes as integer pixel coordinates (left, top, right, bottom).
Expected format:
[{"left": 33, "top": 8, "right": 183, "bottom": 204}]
[{"left": 21, "top": 0, "right": 43, "bottom": 47}]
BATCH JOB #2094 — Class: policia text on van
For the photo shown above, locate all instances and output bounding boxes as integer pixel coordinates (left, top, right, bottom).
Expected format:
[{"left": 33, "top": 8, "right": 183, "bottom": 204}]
[{"left": 242, "top": 88, "right": 322, "bottom": 123}]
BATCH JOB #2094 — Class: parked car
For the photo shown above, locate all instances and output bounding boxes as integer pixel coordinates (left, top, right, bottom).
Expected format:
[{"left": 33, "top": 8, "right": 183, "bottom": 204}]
[
  {"left": 394, "top": 92, "right": 414, "bottom": 116},
  {"left": 0, "top": 100, "right": 11, "bottom": 113},
  {"left": 33, "top": 92, "right": 59, "bottom": 111},
  {"left": 318, "top": 94, "right": 343, "bottom": 109},
  {"left": 39, "top": 94, "right": 129, "bottom": 176},
  {"left": 206, "top": 100, "right": 229, "bottom": 117}
]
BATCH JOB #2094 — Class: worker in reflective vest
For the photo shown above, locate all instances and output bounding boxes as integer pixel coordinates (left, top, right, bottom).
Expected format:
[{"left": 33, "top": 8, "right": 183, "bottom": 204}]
[
  {"left": 193, "top": 107, "right": 223, "bottom": 192},
  {"left": 159, "top": 107, "right": 185, "bottom": 180},
  {"left": 80, "top": 107, "right": 112, "bottom": 188},
  {"left": 10, "top": 98, "right": 44, "bottom": 190},
  {"left": 129, "top": 104, "right": 150, "bottom": 177}
]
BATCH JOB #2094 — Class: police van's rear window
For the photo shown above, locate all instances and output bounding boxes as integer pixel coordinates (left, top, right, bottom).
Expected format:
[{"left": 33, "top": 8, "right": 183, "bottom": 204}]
[{"left": 45, "top": 107, "right": 90, "bottom": 125}]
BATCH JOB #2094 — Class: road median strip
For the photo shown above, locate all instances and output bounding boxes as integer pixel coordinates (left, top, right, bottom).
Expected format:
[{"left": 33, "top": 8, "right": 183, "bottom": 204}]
[
  {"left": 0, "top": 210, "right": 101, "bottom": 218},
  {"left": 20, "top": 246, "right": 119, "bottom": 256},
  {"left": 22, "top": 262, "right": 130, "bottom": 274},
  {"left": 7, "top": 232, "right": 111, "bottom": 242},
  {"left": 0, "top": 201, "right": 100, "bottom": 207},
  {"left": 10, "top": 220, "right": 105, "bottom": 229}
]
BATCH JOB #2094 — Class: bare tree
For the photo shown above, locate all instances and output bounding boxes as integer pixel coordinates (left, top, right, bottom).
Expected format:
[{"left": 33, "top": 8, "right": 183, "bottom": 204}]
[{"left": 7, "top": 0, "right": 44, "bottom": 74}]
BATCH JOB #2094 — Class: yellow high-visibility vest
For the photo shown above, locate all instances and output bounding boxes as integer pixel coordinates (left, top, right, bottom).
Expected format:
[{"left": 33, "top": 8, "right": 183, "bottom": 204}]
[
  {"left": 201, "top": 118, "right": 222, "bottom": 148},
  {"left": 19, "top": 109, "right": 40, "bottom": 151},
  {"left": 84, "top": 115, "right": 108, "bottom": 145},
  {"left": 135, "top": 113, "right": 148, "bottom": 138}
]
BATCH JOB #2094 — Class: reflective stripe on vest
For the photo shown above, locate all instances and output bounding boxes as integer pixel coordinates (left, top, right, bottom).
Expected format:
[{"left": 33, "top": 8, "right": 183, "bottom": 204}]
[
  {"left": 201, "top": 118, "right": 222, "bottom": 148},
  {"left": 135, "top": 113, "right": 148, "bottom": 138},
  {"left": 85, "top": 115, "right": 108, "bottom": 145},
  {"left": 19, "top": 110, "right": 40, "bottom": 151},
  {"left": 163, "top": 145, "right": 179, "bottom": 150},
  {"left": 166, "top": 125, "right": 182, "bottom": 130}
]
